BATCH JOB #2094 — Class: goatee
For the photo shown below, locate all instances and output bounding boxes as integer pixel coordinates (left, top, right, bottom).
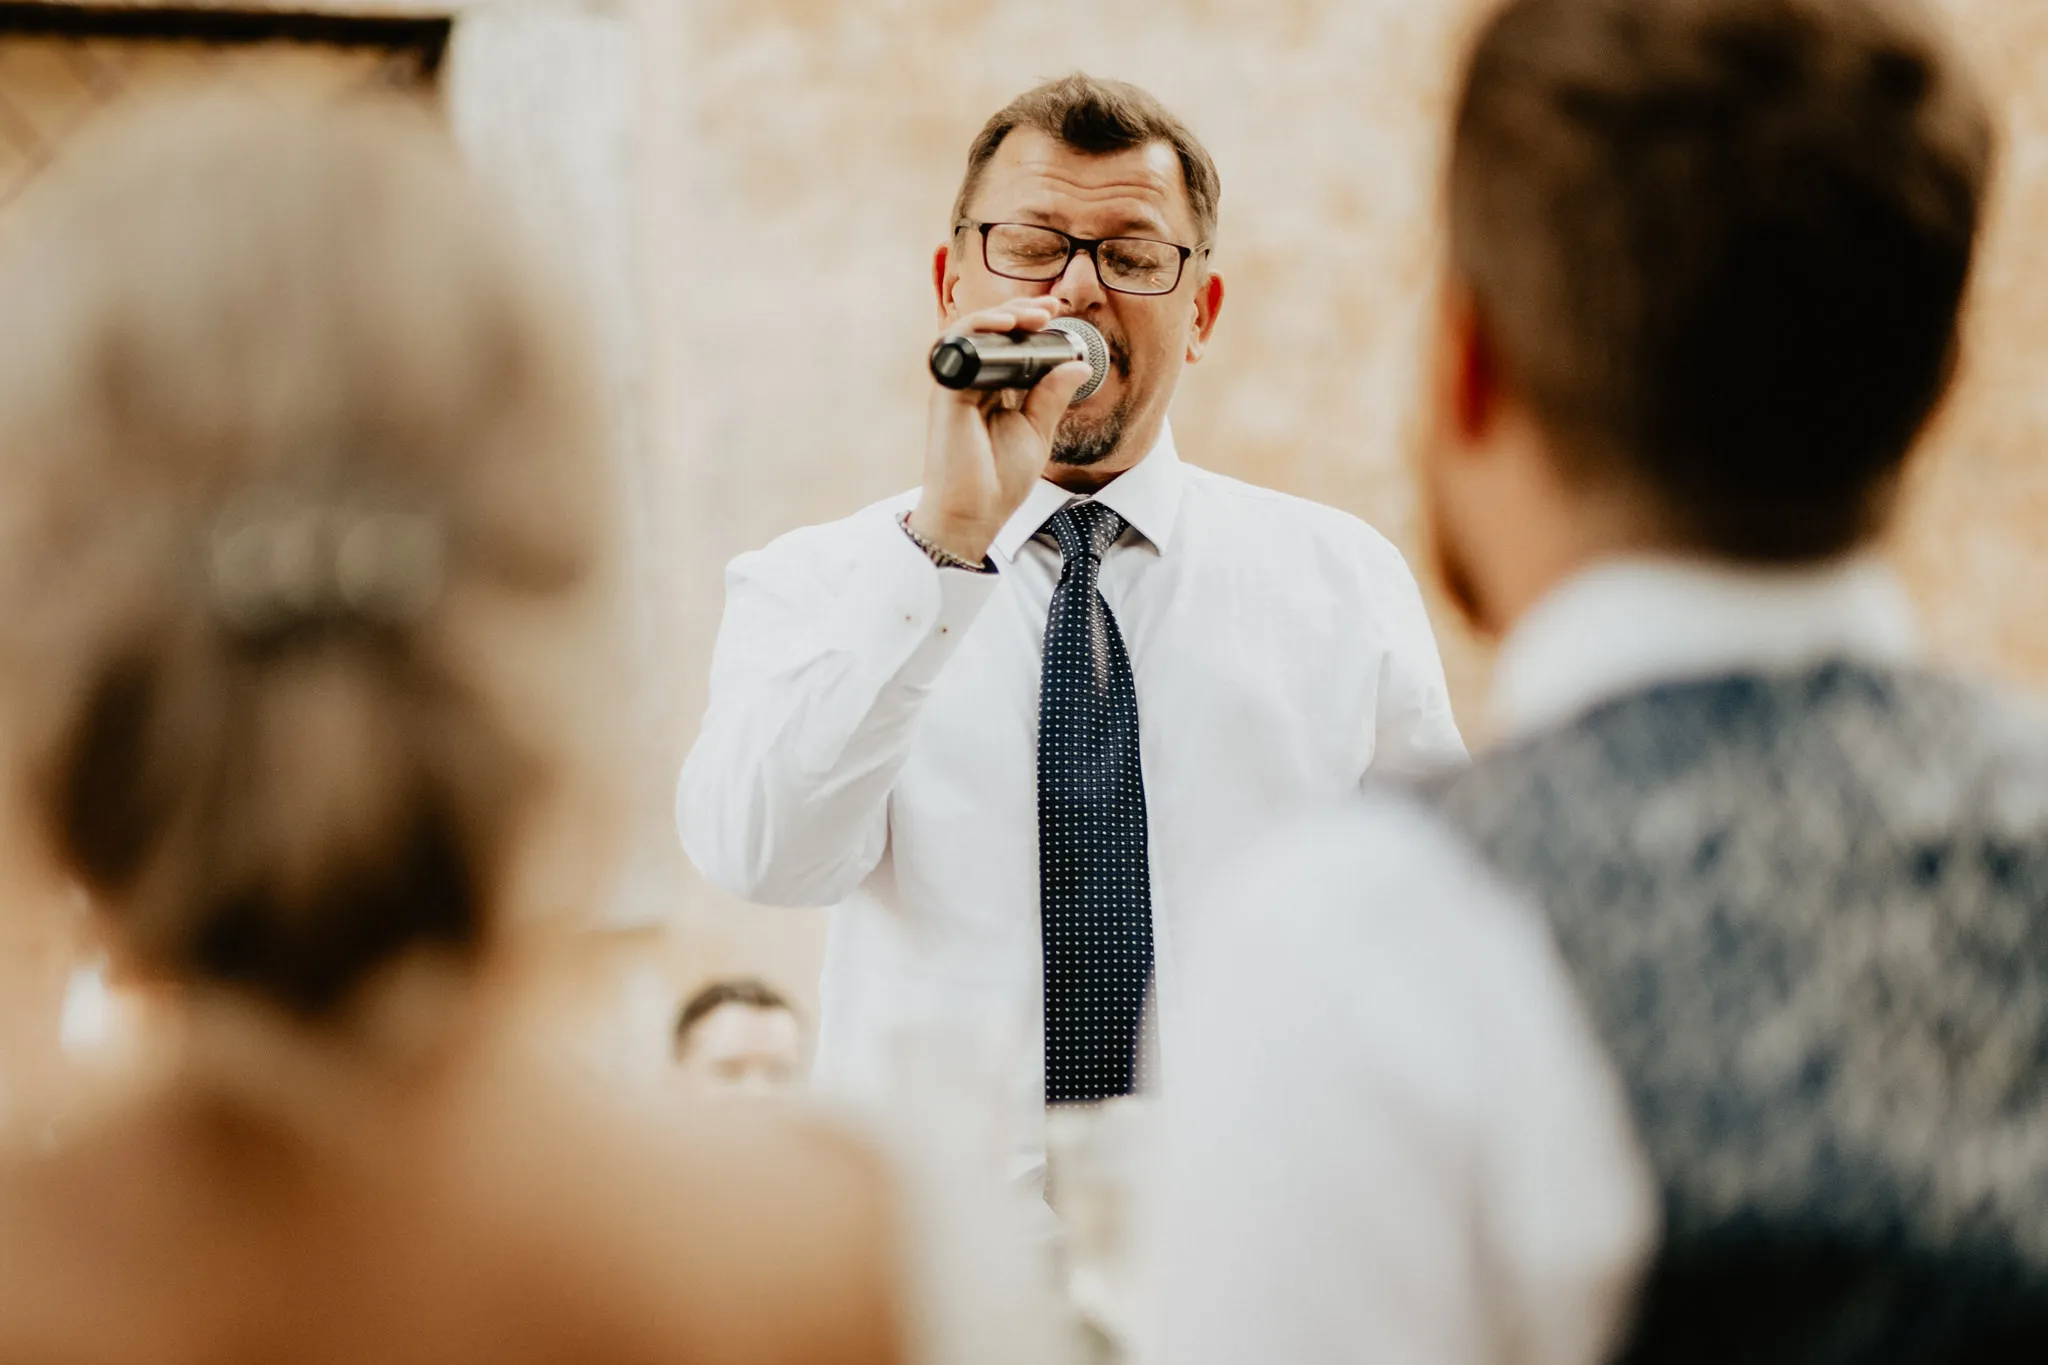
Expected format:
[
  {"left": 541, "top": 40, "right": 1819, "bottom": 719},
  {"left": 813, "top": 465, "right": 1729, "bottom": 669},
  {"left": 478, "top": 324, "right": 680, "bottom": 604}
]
[
  {"left": 1052, "top": 392, "right": 1135, "bottom": 468},
  {"left": 1051, "top": 328, "right": 1135, "bottom": 468}
]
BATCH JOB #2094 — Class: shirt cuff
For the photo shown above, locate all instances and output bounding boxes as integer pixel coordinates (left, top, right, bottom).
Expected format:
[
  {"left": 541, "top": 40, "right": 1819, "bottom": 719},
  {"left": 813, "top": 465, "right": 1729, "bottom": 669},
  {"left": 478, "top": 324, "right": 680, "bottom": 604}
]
[{"left": 863, "top": 510, "right": 1001, "bottom": 691}]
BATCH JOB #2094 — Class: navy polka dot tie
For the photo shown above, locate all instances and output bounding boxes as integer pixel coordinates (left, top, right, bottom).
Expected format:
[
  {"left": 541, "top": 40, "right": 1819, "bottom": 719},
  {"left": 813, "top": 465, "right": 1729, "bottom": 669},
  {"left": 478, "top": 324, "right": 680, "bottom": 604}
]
[{"left": 1038, "top": 500, "right": 1153, "bottom": 1103}]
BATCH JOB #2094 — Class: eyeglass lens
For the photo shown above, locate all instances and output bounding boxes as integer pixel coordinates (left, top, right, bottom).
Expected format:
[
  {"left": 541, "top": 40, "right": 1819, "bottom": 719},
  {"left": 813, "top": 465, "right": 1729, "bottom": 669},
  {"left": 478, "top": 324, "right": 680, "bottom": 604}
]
[{"left": 982, "top": 223, "right": 1185, "bottom": 295}]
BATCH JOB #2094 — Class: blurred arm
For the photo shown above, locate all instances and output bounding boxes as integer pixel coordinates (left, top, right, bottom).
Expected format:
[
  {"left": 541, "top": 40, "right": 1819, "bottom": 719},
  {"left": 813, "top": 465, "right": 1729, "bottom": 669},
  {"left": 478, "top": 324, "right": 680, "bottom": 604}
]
[
  {"left": 677, "top": 510, "right": 999, "bottom": 907},
  {"left": 1146, "top": 801, "right": 1654, "bottom": 1365}
]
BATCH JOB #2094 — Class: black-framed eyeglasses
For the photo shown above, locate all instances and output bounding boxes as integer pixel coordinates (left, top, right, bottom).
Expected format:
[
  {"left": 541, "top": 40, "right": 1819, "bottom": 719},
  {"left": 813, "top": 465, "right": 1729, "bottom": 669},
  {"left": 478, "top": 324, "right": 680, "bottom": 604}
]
[{"left": 958, "top": 220, "right": 1204, "bottom": 297}]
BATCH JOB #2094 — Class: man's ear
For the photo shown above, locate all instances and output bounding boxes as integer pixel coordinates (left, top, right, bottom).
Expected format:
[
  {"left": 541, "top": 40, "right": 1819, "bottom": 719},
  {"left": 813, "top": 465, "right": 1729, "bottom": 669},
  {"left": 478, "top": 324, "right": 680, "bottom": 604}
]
[
  {"left": 1443, "top": 284, "right": 1504, "bottom": 444},
  {"left": 1185, "top": 269, "right": 1225, "bottom": 364},
  {"left": 934, "top": 242, "right": 958, "bottom": 324}
]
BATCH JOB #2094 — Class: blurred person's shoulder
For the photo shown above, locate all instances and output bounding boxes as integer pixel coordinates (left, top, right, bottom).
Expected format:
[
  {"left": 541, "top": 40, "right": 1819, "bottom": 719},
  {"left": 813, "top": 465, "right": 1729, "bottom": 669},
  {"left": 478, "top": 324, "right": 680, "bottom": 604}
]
[
  {"left": 1172, "top": 790, "right": 1589, "bottom": 1136},
  {"left": 0, "top": 1031, "right": 906, "bottom": 1365},
  {"left": 1183, "top": 790, "right": 1547, "bottom": 1005},
  {"left": 451, "top": 1042, "right": 903, "bottom": 1365},
  {"left": 1889, "top": 667, "right": 2048, "bottom": 818},
  {"left": 1450, "top": 661, "right": 2048, "bottom": 820},
  {"left": 0, "top": 1086, "right": 224, "bottom": 1363}
]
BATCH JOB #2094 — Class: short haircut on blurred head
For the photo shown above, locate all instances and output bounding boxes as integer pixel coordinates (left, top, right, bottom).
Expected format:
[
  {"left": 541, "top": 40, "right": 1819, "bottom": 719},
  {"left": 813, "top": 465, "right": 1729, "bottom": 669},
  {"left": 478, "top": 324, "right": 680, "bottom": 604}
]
[
  {"left": 1448, "top": 0, "right": 1993, "bottom": 560},
  {"left": 952, "top": 72, "right": 1222, "bottom": 245},
  {"left": 674, "top": 977, "right": 797, "bottom": 1053},
  {"left": 0, "top": 94, "right": 611, "bottom": 1020}
]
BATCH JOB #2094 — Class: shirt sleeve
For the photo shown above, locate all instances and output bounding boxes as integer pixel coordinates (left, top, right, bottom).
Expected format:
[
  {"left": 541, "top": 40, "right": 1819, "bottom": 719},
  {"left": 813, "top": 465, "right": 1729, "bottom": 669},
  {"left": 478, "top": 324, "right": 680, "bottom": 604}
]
[
  {"left": 1143, "top": 799, "right": 1656, "bottom": 1365},
  {"left": 676, "top": 506, "right": 1000, "bottom": 908},
  {"left": 1361, "top": 533, "right": 1468, "bottom": 781}
]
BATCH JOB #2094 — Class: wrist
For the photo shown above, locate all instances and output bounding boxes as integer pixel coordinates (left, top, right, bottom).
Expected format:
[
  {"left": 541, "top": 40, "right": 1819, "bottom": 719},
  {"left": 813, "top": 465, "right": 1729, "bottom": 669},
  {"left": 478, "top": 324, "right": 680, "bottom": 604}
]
[{"left": 905, "top": 506, "right": 997, "bottom": 565}]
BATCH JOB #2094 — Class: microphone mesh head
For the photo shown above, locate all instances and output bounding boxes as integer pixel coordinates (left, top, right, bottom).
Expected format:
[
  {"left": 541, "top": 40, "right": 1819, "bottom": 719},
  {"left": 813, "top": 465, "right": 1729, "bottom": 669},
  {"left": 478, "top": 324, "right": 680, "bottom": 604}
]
[{"left": 1046, "top": 318, "right": 1110, "bottom": 403}]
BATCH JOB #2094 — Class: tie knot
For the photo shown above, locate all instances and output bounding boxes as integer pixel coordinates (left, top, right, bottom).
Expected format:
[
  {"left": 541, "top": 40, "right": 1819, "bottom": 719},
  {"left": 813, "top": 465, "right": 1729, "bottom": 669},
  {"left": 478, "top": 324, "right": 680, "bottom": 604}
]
[{"left": 1045, "top": 501, "right": 1127, "bottom": 568}]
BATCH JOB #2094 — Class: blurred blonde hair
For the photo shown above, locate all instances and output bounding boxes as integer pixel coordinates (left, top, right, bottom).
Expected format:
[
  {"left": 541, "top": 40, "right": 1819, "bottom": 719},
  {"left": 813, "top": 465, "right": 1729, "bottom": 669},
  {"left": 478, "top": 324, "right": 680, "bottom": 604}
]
[{"left": 0, "top": 93, "right": 613, "bottom": 1019}]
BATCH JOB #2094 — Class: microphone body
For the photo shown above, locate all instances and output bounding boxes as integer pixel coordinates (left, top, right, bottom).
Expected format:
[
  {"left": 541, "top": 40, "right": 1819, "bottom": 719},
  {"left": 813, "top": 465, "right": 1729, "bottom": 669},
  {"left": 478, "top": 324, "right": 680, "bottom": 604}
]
[{"left": 929, "top": 317, "right": 1109, "bottom": 403}]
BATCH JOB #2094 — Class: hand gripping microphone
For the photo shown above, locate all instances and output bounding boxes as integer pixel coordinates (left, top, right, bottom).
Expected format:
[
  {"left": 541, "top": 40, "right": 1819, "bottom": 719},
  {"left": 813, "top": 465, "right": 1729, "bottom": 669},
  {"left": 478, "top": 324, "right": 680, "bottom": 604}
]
[{"left": 929, "top": 317, "right": 1109, "bottom": 403}]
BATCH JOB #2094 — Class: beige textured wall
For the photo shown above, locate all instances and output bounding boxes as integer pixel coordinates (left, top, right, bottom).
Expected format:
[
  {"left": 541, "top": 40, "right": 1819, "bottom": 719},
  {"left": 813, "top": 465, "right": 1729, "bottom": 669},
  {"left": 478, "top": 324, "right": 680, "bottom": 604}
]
[
  {"left": 1896, "top": 2, "right": 2048, "bottom": 687},
  {"left": 636, "top": 0, "right": 2048, "bottom": 1013}
]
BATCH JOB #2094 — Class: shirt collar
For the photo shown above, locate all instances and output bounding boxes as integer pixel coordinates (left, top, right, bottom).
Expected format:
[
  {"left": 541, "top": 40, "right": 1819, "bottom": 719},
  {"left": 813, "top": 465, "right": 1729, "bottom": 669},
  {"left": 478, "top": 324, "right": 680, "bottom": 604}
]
[
  {"left": 1490, "top": 553, "right": 1922, "bottom": 742},
  {"left": 988, "top": 421, "right": 1186, "bottom": 564}
]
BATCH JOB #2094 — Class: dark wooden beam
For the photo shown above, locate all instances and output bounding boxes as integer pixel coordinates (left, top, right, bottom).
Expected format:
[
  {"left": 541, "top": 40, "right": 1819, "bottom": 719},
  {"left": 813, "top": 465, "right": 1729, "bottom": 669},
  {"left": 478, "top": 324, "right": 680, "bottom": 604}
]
[{"left": 0, "top": 3, "right": 451, "bottom": 72}]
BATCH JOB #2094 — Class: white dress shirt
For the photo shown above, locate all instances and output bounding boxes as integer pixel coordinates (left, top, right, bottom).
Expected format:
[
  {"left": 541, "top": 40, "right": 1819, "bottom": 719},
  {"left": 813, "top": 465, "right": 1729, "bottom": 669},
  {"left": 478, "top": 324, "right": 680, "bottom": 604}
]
[
  {"left": 678, "top": 424, "right": 1464, "bottom": 1184},
  {"left": 1146, "top": 555, "right": 1924, "bottom": 1365}
]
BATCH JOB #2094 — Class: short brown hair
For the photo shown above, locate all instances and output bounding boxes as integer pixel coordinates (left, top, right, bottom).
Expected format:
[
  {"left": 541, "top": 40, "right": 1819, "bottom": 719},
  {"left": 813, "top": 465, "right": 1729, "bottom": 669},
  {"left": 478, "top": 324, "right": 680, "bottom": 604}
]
[
  {"left": 675, "top": 978, "right": 798, "bottom": 1052},
  {"left": 0, "top": 97, "right": 608, "bottom": 1018},
  {"left": 1449, "top": 0, "right": 1993, "bottom": 560},
  {"left": 951, "top": 73, "right": 1221, "bottom": 246}
]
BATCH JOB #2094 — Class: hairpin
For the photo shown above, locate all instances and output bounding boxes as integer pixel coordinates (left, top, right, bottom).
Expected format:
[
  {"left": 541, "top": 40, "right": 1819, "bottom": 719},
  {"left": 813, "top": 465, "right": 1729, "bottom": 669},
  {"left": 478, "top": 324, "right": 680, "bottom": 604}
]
[{"left": 205, "top": 494, "right": 445, "bottom": 638}]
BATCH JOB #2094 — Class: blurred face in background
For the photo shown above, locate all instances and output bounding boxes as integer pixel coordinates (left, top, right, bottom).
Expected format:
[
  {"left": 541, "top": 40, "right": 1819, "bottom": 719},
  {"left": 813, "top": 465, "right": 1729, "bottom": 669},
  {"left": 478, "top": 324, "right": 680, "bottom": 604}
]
[
  {"left": 675, "top": 1002, "right": 804, "bottom": 1098},
  {"left": 936, "top": 127, "right": 1223, "bottom": 482}
]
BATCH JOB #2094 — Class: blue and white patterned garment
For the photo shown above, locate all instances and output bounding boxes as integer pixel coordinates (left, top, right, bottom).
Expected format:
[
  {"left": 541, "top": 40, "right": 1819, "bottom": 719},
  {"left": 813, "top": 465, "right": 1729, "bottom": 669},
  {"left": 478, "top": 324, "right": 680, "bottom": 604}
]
[
  {"left": 1430, "top": 661, "right": 2048, "bottom": 1362},
  {"left": 1038, "top": 500, "right": 1153, "bottom": 1102}
]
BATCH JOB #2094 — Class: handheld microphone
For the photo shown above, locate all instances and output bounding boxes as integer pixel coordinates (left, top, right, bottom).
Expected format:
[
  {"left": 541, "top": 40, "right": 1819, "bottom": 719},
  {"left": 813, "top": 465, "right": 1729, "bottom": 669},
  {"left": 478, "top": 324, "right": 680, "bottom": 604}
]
[{"left": 929, "top": 317, "right": 1109, "bottom": 403}]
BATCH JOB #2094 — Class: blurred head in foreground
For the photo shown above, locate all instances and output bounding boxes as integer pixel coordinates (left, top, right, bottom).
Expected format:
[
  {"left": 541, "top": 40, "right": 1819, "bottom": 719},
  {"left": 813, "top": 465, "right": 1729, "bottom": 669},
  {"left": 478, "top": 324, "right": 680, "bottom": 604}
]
[
  {"left": 1423, "top": 0, "right": 1992, "bottom": 634},
  {"left": 674, "top": 978, "right": 805, "bottom": 1097},
  {"left": 0, "top": 95, "right": 613, "bottom": 1023},
  {"left": 0, "top": 96, "right": 902, "bottom": 1365}
]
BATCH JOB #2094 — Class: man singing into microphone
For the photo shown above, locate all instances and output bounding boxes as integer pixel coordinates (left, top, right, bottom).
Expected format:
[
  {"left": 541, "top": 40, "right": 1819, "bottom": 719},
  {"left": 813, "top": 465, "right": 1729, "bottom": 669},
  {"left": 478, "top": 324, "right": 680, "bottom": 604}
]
[{"left": 677, "top": 73, "right": 1462, "bottom": 1192}]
